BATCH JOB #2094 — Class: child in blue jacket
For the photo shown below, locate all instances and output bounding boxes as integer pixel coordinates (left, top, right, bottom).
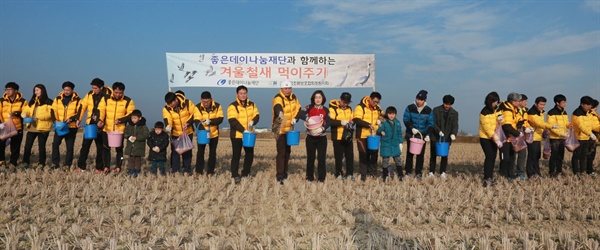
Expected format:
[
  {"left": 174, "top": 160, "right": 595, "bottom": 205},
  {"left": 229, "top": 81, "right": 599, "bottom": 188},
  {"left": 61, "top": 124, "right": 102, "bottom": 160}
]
[{"left": 377, "top": 106, "right": 404, "bottom": 180}]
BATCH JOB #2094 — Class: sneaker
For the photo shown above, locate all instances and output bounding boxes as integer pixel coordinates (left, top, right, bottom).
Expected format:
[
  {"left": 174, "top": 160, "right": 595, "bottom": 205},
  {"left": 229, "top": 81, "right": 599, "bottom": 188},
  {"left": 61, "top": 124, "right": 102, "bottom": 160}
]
[
  {"left": 440, "top": 172, "right": 447, "bottom": 179},
  {"left": 18, "top": 163, "right": 28, "bottom": 169},
  {"left": 74, "top": 168, "right": 85, "bottom": 173},
  {"left": 63, "top": 165, "right": 71, "bottom": 172},
  {"left": 35, "top": 164, "right": 44, "bottom": 170},
  {"left": 277, "top": 179, "right": 284, "bottom": 185},
  {"left": 416, "top": 174, "right": 423, "bottom": 180},
  {"left": 51, "top": 164, "right": 59, "bottom": 170},
  {"left": 346, "top": 175, "right": 355, "bottom": 181},
  {"left": 428, "top": 172, "right": 435, "bottom": 178},
  {"left": 234, "top": 177, "right": 241, "bottom": 184},
  {"left": 114, "top": 168, "right": 121, "bottom": 173},
  {"left": 95, "top": 169, "right": 102, "bottom": 174},
  {"left": 518, "top": 173, "right": 526, "bottom": 180},
  {"left": 336, "top": 175, "right": 344, "bottom": 181},
  {"left": 103, "top": 167, "right": 110, "bottom": 174}
]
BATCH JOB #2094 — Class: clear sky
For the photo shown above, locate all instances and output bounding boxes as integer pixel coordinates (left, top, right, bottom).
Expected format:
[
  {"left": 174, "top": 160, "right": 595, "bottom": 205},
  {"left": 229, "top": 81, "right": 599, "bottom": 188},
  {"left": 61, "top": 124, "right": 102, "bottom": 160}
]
[{"left": 1, "top": 1, "right": 598, "bottom": 134}]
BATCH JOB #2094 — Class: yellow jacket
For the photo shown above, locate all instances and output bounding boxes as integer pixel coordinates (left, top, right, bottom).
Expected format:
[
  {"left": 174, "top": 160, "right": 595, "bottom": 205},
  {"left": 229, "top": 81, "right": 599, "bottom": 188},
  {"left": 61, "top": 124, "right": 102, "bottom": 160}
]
[
  {"left": 104, "top": 95, "right": 135, "bottom": 132},
  {"left": 329, "top": 99, "right": 353, "bottom": 141},
  {"left": 162, "top": 93, "right": 200, "bottom": 136},
  {"left": 547, "top": 105, "right": 570, "bottom": 139},
  {"left": 0, "top": 92, "right": 27, "bottom": 131},
  {"left": 479, "top": 105, "right": 500, "bottom": 140},
  {"left": 23, "top": 97, "right": 53, "bottom": 132},
  {"left": 517, "top": 107, "right": 530, "bottom": 129},
  {"left": 79, "top": 86, "right": 112, "bottom": 125},
  {"left": 498, "top": 101, "right": 521, "bottom": 141},
  {"left": 196, "top": 100, "right": 224, "bottom": 139},
  {"left": 228, "top": 98, "right": 260, "bottom": 139},
  {"left": 272, "top": 90, "right": 301, "bottom": 135},
  {"left": 592, "top": 110, "right": 600, "bottom": 143},
  {"left": 353, "top": 96, "right": 383, "bottom": 139},
  {"left": 527, "top": 107, "right": 553, "bottom": 141},
  {"left": 572, "top": 107, "right": 600, "bottom": 140},
  {"left": 52, "top": 92, "right": 82, "bottom": 129}
]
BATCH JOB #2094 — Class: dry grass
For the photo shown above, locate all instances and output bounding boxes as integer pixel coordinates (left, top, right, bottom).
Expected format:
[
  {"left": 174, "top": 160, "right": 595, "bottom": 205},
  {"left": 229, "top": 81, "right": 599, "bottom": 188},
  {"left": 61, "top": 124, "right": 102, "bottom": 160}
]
[{"left": 1, "top": 133, "right": 600, "bottom": 249}]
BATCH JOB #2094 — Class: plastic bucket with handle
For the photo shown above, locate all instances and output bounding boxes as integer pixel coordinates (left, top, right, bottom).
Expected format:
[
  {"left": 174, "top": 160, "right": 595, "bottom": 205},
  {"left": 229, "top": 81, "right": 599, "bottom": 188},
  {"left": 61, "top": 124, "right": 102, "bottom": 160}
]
[
  {"left": 286, "top": 125, "right": 300, "bottom": 146},
  {"left": 197, "top": 130, "right": 210, "bottom": 145},
  {"left": 436, "top": 136, "right": 449, "bottom": 156},
  {"left": 243, "top": 131, "right": 256, "bottom": 147},
  {"left": 54, "top": 122, "right": 69, "bottom": 136},
  {"left": 107, "top": 131, "right": 124, "bottom": 148},
  {"left": 409, "top": 132, "right": 425, "bottom": 155},
  {"left": 367, "top": 135, "right": 380, "bottom": 150},
  {"left": 84, "top": 124, "right": 98, "bottom": 139}
]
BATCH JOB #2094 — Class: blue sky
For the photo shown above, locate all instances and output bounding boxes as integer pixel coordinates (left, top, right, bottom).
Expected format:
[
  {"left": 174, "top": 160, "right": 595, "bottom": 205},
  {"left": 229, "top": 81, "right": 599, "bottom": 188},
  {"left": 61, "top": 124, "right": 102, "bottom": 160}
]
[{"left": 1, "top": 1, "right": 598, "bottom": 134}]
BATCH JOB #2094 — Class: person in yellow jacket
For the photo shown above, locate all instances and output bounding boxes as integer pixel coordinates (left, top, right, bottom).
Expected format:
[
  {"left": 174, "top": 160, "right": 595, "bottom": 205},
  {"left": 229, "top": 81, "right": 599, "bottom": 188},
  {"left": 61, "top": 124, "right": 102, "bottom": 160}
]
[
  {"left": 163, "top": 91, "right": 200, "bottom": 174},
  {"left": 51, "top": 81, "right": 82, "bottom": 170},
  {"left": 546, "top": 94, "right": 572, "bottom": 177},
  {"left": 271, "top": 80, "right": 301, "bottom": 185},
  {"left": 514, "top": 94, "right": 532, "bottom": 180},
  {"left": 0, "top": 82, "right": 27, "bottom": 168},
  {"left": 525, "top": 96, "right": 558, "bottom": 178},
  {"left": 353, "top": 91, "right": 383, "bottom": 181},
  {"left": 102, "top": 82, "right": 135, "bottom": 174},
  {"left": 498, "top": 92, "right": 523, "bottom": 180},
  {"left": 195, "top": 91, "right": 223, "bottom": 176},
  {"left": 329, "top": 92, "right": 354, "bottom": 180},
  {"left": 479, "top": 91, "right": 501, "bottom": 187},
  {"left": 586, "top": 99, "right": 600, "bottom": 176},
  {"left": 21, "top": 84, "right": 53, "bottom": 169},
  {"left": 572, "top": 96, "right": 600, "bottom": 175},
  {"left": 76, "top": 78, "right": 112, "bottom": 173},
  {"left": 228, "top": 85, "right": 259, "bottom": 183}
]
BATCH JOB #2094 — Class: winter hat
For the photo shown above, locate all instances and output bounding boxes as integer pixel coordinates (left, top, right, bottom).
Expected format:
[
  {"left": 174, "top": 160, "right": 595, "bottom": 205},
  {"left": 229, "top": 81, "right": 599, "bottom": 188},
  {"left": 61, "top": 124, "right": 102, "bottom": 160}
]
[
  {"left": 280, "top": 80, "right": 292, "bottom": 88},
  {"left": 416, "top": 90, "right": 428, "bottom": 100},
  {"left": 340, "top": 92, "right": 352, "bottom": 103}
]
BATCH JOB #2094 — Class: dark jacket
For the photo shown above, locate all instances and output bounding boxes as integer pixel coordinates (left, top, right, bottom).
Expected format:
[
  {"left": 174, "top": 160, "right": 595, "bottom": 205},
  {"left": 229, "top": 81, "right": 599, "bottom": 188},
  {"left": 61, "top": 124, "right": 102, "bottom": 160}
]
[
  {"left": 431, "top": 105, "right": 459, "bottom": 142},
  {"left": 147, "top": 129, "right": 169, "bottom": 161},
  {"left": 124, "top": 117, "right": 150, "bottom": 157},
  {"left": 403, "top": 103, "right": 434, "bottom": 139},
  {"left": 377, "top": 117, "right": 404, "bottom": 157}
]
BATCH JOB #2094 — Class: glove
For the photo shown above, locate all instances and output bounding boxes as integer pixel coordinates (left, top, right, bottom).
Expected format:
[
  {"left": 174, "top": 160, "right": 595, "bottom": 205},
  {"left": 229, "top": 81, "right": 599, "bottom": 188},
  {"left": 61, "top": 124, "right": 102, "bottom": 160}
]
[
  {"left": 439, "top": 131, "right": 444, "bottom": 137},
  {"left": 497, "top": 115, "right": 504, "bottom": 121},
  {"left": 0, "top": 123, "right": 5, "bottom": 130},
  {"left": 525, "top": 127, "right": 534, "bottom": 133},
  {"left": 203, "top": 119, "right": 211, "bottom": 125},
  {"left": 411, "top": 128, "right": 419, "bottom": 134},
  {"left": 519, "top": 132, "right": 524, "bottom": 137},
  {"left": 399, "top": 144, "right": 403, "bottom": 154},
  {"left": 21, "top": 113, "right": 27, "bottom": 118},
  {"left": 591, "top": 133, "right": 597, "bottom": 141},
  {"left": 248, "top": 121, "right": 254, "bottom": 127},
  {"left": 165, "top": 125, "right": 172, "bottom": 132},
  {"left": 380, "top": 131, "right": 386, "bottom": 136},
  {"left": 278, "top": 111, "right": 284, "bottom": 119},
  {"left": 153, "top": 146, "right": 160, "bottom": 153},
  {"left": 243, "top": 130, "right": 249, "bottom": 133},
  {"left": 291, "top": 118, "right": 297, "bottom": 125},
  {"left": 424, "top": 136, "right": 430, "bottom": 142},
  {"left": 450, "top": 134, "right": 456, "bottom": 140},
  {"left": 128, "top": 136, "right": 136, "bottom": 143},
  {"left": 341, "top": 120, "right": 348, "bottom": 126},
  {"left": 376, "top": 120, "right": 381, "bottom": 125},
  {"left": 495, "top": 141, "right": 503, "bottom": 148},
  {"left": 552, "top": 124, "right": 560, "bottom": 129},
  {"left": 562, "top": 132, "right": 569, "bottom": 138}
]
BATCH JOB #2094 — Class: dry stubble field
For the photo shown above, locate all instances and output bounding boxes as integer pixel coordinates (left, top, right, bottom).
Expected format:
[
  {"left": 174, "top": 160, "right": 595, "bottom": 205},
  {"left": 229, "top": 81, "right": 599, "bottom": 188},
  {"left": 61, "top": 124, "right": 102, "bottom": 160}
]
[{"left": 1, "top": 132, "right": 600, "bottom": 249}]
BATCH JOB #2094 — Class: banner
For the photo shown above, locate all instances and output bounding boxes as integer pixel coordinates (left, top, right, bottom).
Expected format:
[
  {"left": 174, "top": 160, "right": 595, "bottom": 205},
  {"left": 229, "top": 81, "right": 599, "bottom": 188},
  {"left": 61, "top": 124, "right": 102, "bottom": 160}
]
[{"left": 166, "top": 53, "right": 374, "bottom": 88}]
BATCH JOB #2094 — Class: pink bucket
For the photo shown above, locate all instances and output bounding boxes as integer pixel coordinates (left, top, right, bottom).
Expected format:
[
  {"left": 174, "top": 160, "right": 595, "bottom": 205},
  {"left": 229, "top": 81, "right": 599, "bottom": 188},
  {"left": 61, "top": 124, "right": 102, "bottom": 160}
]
[
  {"left": 409, "top": 133, "right": 425, "bottom": 155},
  {"left": 107, "top": 131, "right": 124, "bottom": 148},
  {"left": 305, "top": 115, "right": 325, "bottom": 136}
]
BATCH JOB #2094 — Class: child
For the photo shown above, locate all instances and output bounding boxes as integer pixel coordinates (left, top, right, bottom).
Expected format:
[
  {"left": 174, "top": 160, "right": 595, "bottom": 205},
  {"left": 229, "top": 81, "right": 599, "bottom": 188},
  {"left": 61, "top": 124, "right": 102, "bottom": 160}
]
[
  {"left": 124, "top": 109, "right": 149, "bottom": 177},
  {"left": 377, "top": 106, "right": 404, "bottom": 181},
  {"left": 147, "top": 121, "right": 169, "bottom": 175}
]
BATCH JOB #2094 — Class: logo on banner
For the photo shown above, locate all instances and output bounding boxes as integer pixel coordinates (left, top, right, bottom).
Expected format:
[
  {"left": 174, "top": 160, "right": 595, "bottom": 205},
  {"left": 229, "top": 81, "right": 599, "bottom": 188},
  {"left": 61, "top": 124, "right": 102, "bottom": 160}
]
[{"left": 217, "top": 79, "right": 226, "bottom": 86}]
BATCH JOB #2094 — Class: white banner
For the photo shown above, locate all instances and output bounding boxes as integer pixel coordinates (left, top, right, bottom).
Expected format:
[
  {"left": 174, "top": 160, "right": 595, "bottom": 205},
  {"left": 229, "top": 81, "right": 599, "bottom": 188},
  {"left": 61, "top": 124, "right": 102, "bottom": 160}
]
[{"left": 166, "top": 53, "right": 374, "bottom": 88}]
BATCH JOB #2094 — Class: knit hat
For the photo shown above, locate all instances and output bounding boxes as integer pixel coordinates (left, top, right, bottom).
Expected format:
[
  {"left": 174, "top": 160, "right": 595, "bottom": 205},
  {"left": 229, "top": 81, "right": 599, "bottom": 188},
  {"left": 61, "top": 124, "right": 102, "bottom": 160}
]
[{"left": 416, "top": 90, "right": 428, "bottom": 100}]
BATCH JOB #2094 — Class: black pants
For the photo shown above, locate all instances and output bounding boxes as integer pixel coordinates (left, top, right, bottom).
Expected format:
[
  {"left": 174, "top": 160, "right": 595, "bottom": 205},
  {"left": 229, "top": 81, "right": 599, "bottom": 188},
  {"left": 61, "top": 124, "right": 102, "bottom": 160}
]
[
  {"left": 52, "top": 128, "right": 77, "bottom": 167},
  {"left": 78, "top": 132, "right": 104, "bottom": 170},
  {"left": 357, "top": 138, "right": 378, "bottom": 177},
  {"left": 405, "top": 138, "right": 426, "bottom": 175},
  {"left": 0, "top": 130, "right": 23, "bottom": 166},
  {"left": 22, "top": 131, "right": 48, "bottom": 165},
  {"left": 276, "top": 135, "right": 291, "bottom": 180},
  {"left": 525, "top": 141, "right": 541, "bottom": 177},
  {"left": 305, "top": 135, "right": 327, "bottom": 181},
  {"left": 196, "top": 137, "right": 218, "bottom": 174},
  {"left": 480, "top": 138, "right": 498, "bottom": 180},
  {"left": 429, "top": 141, "right": 450, "bottom": 174},
  {"left": 333, "top": 139, "right": 354, "bottom": 177},
  {"left": 171, "top": 134, "right": 193, "bottom": 173},
  {"left": 549, "top": 139, "right": 565, "bottom": 174},
  {"left": 587, "top": 140, "right": 597, "bottom": 174},
  {"left": 499, "top": 142, "right": 516, "bottom": 178},
  {"left": 231, "top": 138, "right": 254, "bottom": 178},
  {"left": 572, "top": 139, "right": 592, "bottom": 174},
  {"left": 102, "top": 131, "right": 123, "bottom": 170}
]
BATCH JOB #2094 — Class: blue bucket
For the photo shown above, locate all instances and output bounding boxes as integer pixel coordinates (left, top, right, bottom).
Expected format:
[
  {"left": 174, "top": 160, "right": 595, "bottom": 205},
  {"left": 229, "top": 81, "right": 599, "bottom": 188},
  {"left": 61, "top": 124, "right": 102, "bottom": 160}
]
[
  {"left": 54, "top": 122, "right": 69, "bottom": 136},
  {"left": 436, "top": 140, "right": 449, "bottom": 157},
  {"left": 242, "top": 131, "right": 256, "bottom": 147},
  {"left": 197, "top": 130, "right": 209, "bottom": 145},
  {"left": 84, "top": 124, "right": 98, "bottom": 139},
  {"left": 23, "top": 117, "right": 33, "bottom": 124},
  {"left": 286, "top": 131, "right": 300, "bottom": 146},
  {"left": 367, "top": 135, "right": 380, "bottom": 150}
]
